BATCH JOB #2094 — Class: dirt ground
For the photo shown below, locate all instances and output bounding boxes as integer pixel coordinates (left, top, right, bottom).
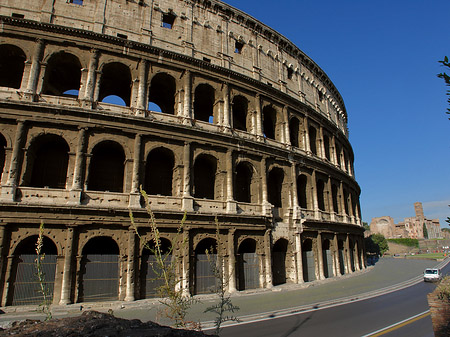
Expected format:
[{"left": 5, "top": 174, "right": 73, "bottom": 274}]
[{"left": 0, "top": 311, "right": 216, "bottom": 337}]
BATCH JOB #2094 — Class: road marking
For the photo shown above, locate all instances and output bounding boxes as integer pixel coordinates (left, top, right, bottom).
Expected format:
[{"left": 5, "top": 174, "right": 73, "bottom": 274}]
[{"left": 361, "top": 310, "right": 431, "bottom": 336}]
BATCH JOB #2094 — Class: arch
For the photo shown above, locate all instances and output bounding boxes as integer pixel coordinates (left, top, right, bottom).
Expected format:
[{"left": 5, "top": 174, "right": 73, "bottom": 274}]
[
  {"left": 323, "top": 134, "right": 331, "bottom": 160},
  {"left": 343, "top": 188, "right": 350, "bottom": 215},
  {"left": 302, "top": 239, "right": 315, "bottom": 282},
  {"left": 24, "top": 134, "right": 69, "bottom": 189},
  {"left": 316, "top": 178, "right": 326, "bottom": 212},
  {"left": 42, "top": 52, "right": 81, "bottom": 96},
  {"left": 262, "top": 106, "right": 277, "bottom": 140},
  {"left": 0, "top": 133, "right": 6, "bottom": 183},
  {"left": 79, "top": 236, "right": 120, "bottom": 302},
  {"left": 338, "top": 239, "right": 345, "bottom": 275},
  {"left": 0, "top": 44, "right": 26, "bottom": 89},
  {"left": 289, "top": 117, "right": 300, "bottom": 148},
  {"left": 9, "top": 235, "right": 57, "bottom": 306},
  {"left": 193, "top": 238, "right": 217, "bottom": 294},
  {"left": 322, "top": 239, "right": 333, "bottom": 278},
  {"left": 194, "top": 83, "right": 215, "bottom": 123},
  {"left": 144, "top": 147, "right": 174, "bottom": 196},
  {"left": 193, "top": 154, "right": 217, "bottom": 199},
  {"left": 237, "top": 238, "right": 259, "bottom": 291},
  {"left": 297, "top": 174, "right": 308, "bottom": 209},
  {"left": 140, "top": 237, "right": 172, "bottom": 298},
  {"left": 234, "top": 161, "right": 253, "bottom": 203},
  {"left": 331, "top": 184, "right": 339, "bottom": 213},
  {"left": 349, "top": 239, "right": 355, "bottom": 272},
  {"left": 99, "top": 62, "right": 131, "bottom": 106},
  {"left": 272, "top": 238, "right": 288, "bottom": 285},
  {"left": 309, "top": 126, "right": 317, "bottom": 155},
  {"left": 267, "top": 167, "right": 284, "bottom": 207},
  {"left": 232, "top": 95, "right": 249, "bottom": 132},
  {"left": 87, "top": 141, "right": 125, "bottom": 192},
  {"left": 148, "top": 73, "right": 176, "bottom": 114}
]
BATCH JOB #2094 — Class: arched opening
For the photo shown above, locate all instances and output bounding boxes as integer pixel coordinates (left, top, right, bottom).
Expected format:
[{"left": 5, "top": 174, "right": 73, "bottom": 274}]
[
  {"left": 79, "top": 237, "right": 119, "bottom": 302},
  {"left": 309, "top": 126, "right": 317, "bottom": 155},
  {"left": 99, "top": 62, "right": 131, "bottom": 106},
  {"left": 232, "top": 95, "right": 248, "bottom": 132},
  {"left": 0, "top": 133, "right": 7, "bottom": 183},
  {"left": 297, "top": 174, "right": 308, "bottom": 209},
  {"left": 193, "top": 154, "right": 216, "bottom": 200},
  {"left": 272, "top": 238, "right": 288, "bottom": 285},
  {"left": 338, "top": 240, "right": 345, "bottom": 275},
  {"left": 25, "top": 134, "right": 69, "bottom": 189},
  {"left": 144, "top": 148, "right": 174, "bottom": 196},
  {"left": 331, "top": 184, "right": 339, "bottom": 214},
  {"left": 289, "top": 117, "right": 300, "bottom": 148},
  {"left": 268, "top": 167, "right": 284, "bottom": 207},
  {"left": 193, "top": 238, "right": 217, "bottom": 294},
  {"left": 322, "top": 239, "right": 333, "bottom": 278},
  {"left": 88, "top": 141, "right": 125, "bottom": 192},
  {"left": 148, "top": 73, "right": 176, "bottom": 114},
  {"left": 140, "top": 238, "right": 172, "bottom": 298},
  {"left": 42, "top": 52, "right": 81, "bottom": 97},
  {"left": 237, "top": 239, "right": 259, "bottom": 291},
  {"left": 0, "top": 44, "right": 26, "bottom": 89},
  {"left": 335, "top": 143, "right": 342, "bottom": 167},
  {"left": 9, "top": 235, "right": 57, "bottom": 306},
  {"left": 323, "top": 134, "right": 331, "bottom": 160},
  {"left": 234, "top": 162, "right": 252, "bottom": 203},
  {"left": 194, "top": 84, "right": 215, "bottom": 123},
  {"left": 302, "top": 239, "right": 315, "bottom": 282},
  {"left": 316, "top": 179, "right": 326, "bottom": 211},
  {"left": 262, "top": 106, "right": 277, "bottom": 140},
  {"left": 349, "top": 239, "right": 355, "bottom": 272},
  {"left": 102, "top": 95, "right": 126, "bottom": 106},
  {"left": 343, "top": 188, "right": 350, "bottom": 215}
]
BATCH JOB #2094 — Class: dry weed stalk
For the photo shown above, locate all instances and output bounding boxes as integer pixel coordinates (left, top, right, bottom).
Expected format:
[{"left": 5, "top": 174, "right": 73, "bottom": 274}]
[{"left": 35, "top": 221, "right": 52, "bottom": 321}]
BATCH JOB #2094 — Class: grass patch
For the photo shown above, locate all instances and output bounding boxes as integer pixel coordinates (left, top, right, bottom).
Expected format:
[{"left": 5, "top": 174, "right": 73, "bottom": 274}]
[{"left": 408, "top": 253, "right": 448, "bottom": 259}]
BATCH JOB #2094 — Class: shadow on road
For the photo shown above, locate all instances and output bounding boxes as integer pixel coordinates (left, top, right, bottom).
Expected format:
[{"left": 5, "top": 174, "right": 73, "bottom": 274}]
[{"left": 276, "top": 305, "right": 318, "bottom": 337}]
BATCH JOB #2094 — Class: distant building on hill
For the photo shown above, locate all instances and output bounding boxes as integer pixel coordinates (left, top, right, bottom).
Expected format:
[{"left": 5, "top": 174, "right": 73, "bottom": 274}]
[{"left": 370, "top": 202, "right": 441, "bottom": 239}]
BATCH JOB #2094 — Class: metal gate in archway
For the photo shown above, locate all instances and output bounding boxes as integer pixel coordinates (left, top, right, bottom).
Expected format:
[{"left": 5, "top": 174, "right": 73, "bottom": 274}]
[
  {"left": 11, "top": 254, "right": 57, "bottom": 306},
  {"left": 302, "top": 250, "right": 316, "bottom": 282},
  {"left": 81, "top": 254, "right": 119, "bottom": 302},
  {"left": 140, "top": 254, "right": 172, "bottom": 298},
  {"left": 322, "top": 249, "right": 333, "bottom": 278},
  {"left": 194, "top": 253, "right": 217, "bottom": 294},
  {"left": 237, "top": 252, "right": 259, "bottom": 290},
  {"left": 338, "top": 249, "right": 345, "bottom": 274}
]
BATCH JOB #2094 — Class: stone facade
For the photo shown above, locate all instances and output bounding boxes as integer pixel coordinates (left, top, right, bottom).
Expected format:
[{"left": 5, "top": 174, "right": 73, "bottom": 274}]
[{"left": 0, "top": 0, "right": 364, "bottom": 306}]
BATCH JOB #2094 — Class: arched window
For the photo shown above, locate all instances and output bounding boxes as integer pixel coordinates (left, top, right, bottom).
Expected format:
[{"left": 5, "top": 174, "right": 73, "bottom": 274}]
[
  {"left": 267, "top": 167, "right": 284, "bottom": 207},
  {"left": 42, "top": 52, "right": 81, "bottom": 96},
  {"left": 194, "top": 238, "right": 217, "bottom": 294},
  {"left": 289, "top": 117, "right": 300, "bottom": 148},
  {"left": 99, "top": 62, "right": 131, "bottom": 106},
  {"left": 232, "top": 95, "right": 248, "bottom": 132},
  {"left": 262, "top": 106, "right": 277, "bottom": 140},
  {"left": 25, "top": 134, "right": 69, "bottom": 189},
  {"left": 237, "top": 239, "right": 259, "bottom": 291},
  {"left": 297, "top": 174, "right": 308, "bottom": 209},
  {"left": 148, "top": 73, "right": 176, "bottom": 114},
  {"left": 322, "top": 239, "right": 333, "bottom": 278},
  {"left": 302, "top": 239, "right": 315, "bottom": 282},
  {"left": 194, "top": 84, "right": 215, "bottom": 123},
  {"left": 88, "top": 141, "right": 125, "bottom": 192},
  {"left": 193, "top": 154, "right": 217, "bottom": 199},
  {"left": 234, "top": 162, "right": 252, "bottom": 203},
  {"left": 309, "top": 126, "right": 317, "bottom": 155},
  {"left": 144, "top": 148, "right": 174, "bottom": 196},
  {"left": 0, "top": 44, "right": 26, "bottom": 89},
  {"left": 316, "top": 179, "right": 325, "bottom": 211},
  {"left": 272, "top": 238, "right": 288, "bottom": 285}
]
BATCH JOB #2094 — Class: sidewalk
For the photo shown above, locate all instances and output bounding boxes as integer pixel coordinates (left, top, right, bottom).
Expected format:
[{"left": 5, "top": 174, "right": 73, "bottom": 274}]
[{"left": 0, "top": 257, "right": 446, "bottom": 328}]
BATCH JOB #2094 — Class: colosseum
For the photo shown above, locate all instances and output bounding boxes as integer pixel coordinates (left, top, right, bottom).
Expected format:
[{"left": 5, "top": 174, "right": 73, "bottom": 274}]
[{"left": 0, "top": 0, "right": 364, "bottom": 306}]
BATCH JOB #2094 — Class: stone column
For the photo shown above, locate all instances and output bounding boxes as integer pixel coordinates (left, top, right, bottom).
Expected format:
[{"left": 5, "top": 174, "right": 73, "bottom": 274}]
[
  {"left": 93, "top": 70, "right": 102, "bottom": 103},
  {"left": 295, "top": 232, "right": 303, "bottom": 284},
  {"left": 82, "top": 49, "right": 99, "bottom": 107},
  {"left": 316, "top": 232, "right": 325, "bottom": 280},
  {"left": 226, "top": 149, "right": 235, "bottom": 213},
  {"left": 136, "top": 60, "right": 148, "bottom": 114},
  {"left": 283, "top": 106, "right": 290, "bottom": 146},
  {"left": 222, "top": 83, "right": 231, "bottom": 129},
  {"left": 181, "top": 228, "right": 190, "bottom": 296},
  {"left": 255, "top": 94, "right": 263, "bottom": 138},
  {"left": 182, "top": 142, "right": 193, "bottom": 211},
  {"left": 319, "top": 126, "right": 325, "bottom": 159},
  {"left": 311, "top": 170, "right": 319, "bottom": 219},
  {"left": 345, "top": 234, "right": 352, "bottom": 274},
  {"left": 333, "top": 233, "right": 341, "bottom": 276},
  {"left": 261, "top": 157, "right": 271, "bottom": 216},
  {"left": 125, "top": 229, "right": 136, "bottom": 301},
  {"left": 1, "top": 255, "right": 15, "bottom": 306},
  {"left": 264, "top": 229, "right": 273, "bottom": 288},
  {"left": 182, "top": 70, "right": 192, "bottom": 123},
  {"left": 304, "top": 118, "right": 311, "bottom": 153},
  {"left": 25, "top": 39, "right": 45, "bottom": 101},
  {"left": 291, "top": 162, "right": 299, "bottom": 219},
  {"left": 129, "top": 134, "right": 142, "bottom": 208},
  {"left": 71, "top": 128, "right": 87, "bottom": 190},
  {"left": 227, "top": 229, "right": 237, "bottom": 292},
  {"left": 59, "top": 227, "right": 75, "bottom": 305}
]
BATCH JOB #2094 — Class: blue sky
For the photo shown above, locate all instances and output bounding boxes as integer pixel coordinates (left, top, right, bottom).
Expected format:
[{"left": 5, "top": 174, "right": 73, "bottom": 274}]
[{"left": 224, "top": 0, "right": 450, "bottom": 226}]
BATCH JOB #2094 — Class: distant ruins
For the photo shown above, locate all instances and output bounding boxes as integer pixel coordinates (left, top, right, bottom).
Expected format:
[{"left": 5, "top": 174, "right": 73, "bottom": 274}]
[
  {"left": 370, "top": 202, "right": 441, "bottom": 239},
  {"left": 0, "top": 0, "right": 364, "bottom": 306}
]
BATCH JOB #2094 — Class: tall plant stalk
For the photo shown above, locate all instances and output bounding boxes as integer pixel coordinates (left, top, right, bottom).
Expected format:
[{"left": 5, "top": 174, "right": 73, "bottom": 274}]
[{"left": 35, "top": 221, "right": 52, "bottom": 321}]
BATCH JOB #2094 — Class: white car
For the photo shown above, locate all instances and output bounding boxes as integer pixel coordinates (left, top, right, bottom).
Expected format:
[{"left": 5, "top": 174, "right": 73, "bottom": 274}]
[{"left": 423, "top": 268, "right": 442, "bottom": 282}]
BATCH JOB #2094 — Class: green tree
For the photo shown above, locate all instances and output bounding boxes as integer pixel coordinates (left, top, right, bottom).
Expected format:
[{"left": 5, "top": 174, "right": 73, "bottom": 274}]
[
  {"left": 363, "top": 222, "right": 370, "bottom": 231},
  {"left": 423, "top": 223, "right": 429, "bottom": 239},
  {"left": 371, "top": 233, "right": 389, "bottom": 256},
  {"left": 438, "top": 56, "right": 450, "bottom": 118}
]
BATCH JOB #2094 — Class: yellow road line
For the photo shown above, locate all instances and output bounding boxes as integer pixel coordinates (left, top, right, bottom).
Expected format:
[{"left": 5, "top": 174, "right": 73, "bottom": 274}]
[{"left": 366, "top": 311, "right": 431, "bottom": 336}]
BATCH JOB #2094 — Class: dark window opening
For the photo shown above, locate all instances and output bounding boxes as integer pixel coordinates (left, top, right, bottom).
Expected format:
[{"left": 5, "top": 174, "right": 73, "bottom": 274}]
[
  {"left": 235, "top": 41, "right": 244, "bottom": 54},
  {"left": 203, "top": 57, "right": 211, "bottom": 63},
  {"left": 88, "top": 141, "right": 125, "bottom": 193},
  {"left": 237, "top": 239, "right": 259, "bottom": 291},
  {"left": 335, "top": 143, "right": 342, "bottom": 167},
  {"left": 272, "top": 239, "right": 288, "bottom": 285},
  {"left": 11, "top": 13, "right": 24, "bottom": 18},
  {"left": 144, "top": 148, "right": 174, "bottom": 196},
  {"left": 234, "top": 162, "right": 252, "bottom": 203},
  {"left": 343, "top": 189, "right": 349, "bottom": 215},
  {"left": 193, "top": 155, "right": 216, "bottom": 199},
  {"left": 287, "top": 67, "right": 294, "bottom": 80},
  {"left": 0, "top": 134, "right": 6, "bottom": 183},
  {"left": 194, "top": 84, "right": 215, "bottom": 123},
  {"left": 26, "top": 134, "right": 69, "bottom": 189},
  {"left": 162, "top": 13, "right": 176, "bottom": 29},
  {"left": 318, "top": 90, "right": 324, "bottom": 102},
  {"left": 332, "top": 184, "right": 339, "bottom": 213},
  {"left": 0, "top": 44, "right": 26, "bottom": 89},
  {"left": 232, "top": 95, "right": 248, "bottom": 132},
  {"left": 323, "top": 135, "right": 330, "bottom": 160},
  {"left": 297, "top": 174, "right": 308, "bottom": 209},
  {"left": 99, "top": 62, "right": 132, "bottom": 107},
  {"left": 309, "top": 126, "right": 317, "bottom": 155},
  {"left": 263, "top": 106, "right": 277, "bottom": 140},
  {"left": 148, "top": 73, "right": 176, "bottom": 114},
  {"left": 316, "top": 179, "right": 325, "bottom": 211},
  {"left": 268, "top": 167, "right": 284, "bottom": 207},
  {"left": 302, "top": 239, "right": 315, "bottom": 282},
  {"left": 117, "top": 33, "right": 128, "bottom": 39},
  {"left": 42, "top": 52, "right": 81, "bottom": 97},
  {"left": 289, "top": 117, "right": 300, "bottom": 148},
  {"left": 69, "top": 0, "right": 83, "bottom": 4}
]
